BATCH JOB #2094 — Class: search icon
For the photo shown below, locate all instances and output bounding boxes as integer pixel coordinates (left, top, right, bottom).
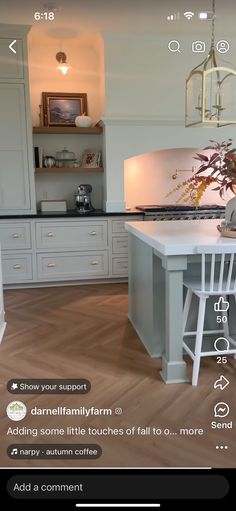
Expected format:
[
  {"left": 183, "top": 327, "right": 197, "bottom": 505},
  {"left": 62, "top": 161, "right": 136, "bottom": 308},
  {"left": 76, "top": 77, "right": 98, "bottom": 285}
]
[{"left": 168, "top": 40, "right": 181, "bottom": 53}]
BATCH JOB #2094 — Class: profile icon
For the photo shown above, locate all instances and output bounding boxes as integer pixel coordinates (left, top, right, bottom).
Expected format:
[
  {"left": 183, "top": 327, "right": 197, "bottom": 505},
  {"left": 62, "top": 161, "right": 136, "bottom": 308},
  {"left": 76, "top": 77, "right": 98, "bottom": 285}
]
[
  {"left": 6, "top": 401, "right": 27, "bottom": 421},
  {"left": 216, "top": 40, "right": 230, "bottom": 54}
]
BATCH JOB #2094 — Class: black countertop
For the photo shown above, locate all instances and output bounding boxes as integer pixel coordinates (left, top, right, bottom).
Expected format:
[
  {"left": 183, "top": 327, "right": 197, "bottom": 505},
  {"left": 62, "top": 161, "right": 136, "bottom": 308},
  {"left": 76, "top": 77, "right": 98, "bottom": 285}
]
[{"left": 0, "top": 209, "right": 143, "bottom": 219}]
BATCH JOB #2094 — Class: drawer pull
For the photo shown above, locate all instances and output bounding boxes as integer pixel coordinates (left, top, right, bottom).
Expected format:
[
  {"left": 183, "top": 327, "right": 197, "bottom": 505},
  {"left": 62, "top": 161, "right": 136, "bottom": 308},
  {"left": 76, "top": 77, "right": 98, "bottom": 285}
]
[
  {"left": 89, "top": 231, "right": 97, "bottom": 236},
  {"left": 12, "top": 233, "right": 21, "bottom": 239},
  {"left": 13, "top": 264, "right": 22, "bottom": 270},
  {"left": 90, "top": 260, "right": 99, "bottom": 265},
  {"left": 47, "top": 232, "right": 55, "bottom": 238},
  {"left": 47, "top": 263, "right": 56, "bottom": 268}
]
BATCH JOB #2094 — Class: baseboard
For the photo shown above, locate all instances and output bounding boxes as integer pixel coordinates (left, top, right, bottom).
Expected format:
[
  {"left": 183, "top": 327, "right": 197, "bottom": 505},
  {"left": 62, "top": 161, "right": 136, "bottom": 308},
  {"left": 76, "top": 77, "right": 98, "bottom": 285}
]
[{"left": 4, "top": 278, "right": 128, "bottom": 290}]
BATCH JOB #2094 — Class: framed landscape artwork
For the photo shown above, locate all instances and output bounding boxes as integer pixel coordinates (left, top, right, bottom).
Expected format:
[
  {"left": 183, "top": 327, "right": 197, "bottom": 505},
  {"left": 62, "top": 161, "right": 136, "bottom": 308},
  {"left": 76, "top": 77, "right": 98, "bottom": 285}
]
[{"left": 42, "top": 92, "right": 88, "bottom": 127}]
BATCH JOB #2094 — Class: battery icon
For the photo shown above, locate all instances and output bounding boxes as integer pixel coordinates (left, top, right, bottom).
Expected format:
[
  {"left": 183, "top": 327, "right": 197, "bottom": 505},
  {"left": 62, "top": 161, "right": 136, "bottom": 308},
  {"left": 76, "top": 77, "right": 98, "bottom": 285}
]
[{"left": 198, "top": 11, "right": 214, "bottom": 20}]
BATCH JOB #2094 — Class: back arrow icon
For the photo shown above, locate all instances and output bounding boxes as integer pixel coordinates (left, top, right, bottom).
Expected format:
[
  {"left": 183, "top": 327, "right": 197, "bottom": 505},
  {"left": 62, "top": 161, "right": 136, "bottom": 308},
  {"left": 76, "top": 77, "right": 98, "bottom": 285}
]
[{"left": 9, "top": 40, "right": 17, "bottom": 54}]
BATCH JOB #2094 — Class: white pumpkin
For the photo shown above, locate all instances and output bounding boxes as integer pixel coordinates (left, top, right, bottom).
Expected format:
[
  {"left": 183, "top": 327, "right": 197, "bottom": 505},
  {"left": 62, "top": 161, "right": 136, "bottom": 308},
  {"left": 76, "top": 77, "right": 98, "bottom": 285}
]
[{"left": 75, "top": 114, "right": 92, "bottom": 128}]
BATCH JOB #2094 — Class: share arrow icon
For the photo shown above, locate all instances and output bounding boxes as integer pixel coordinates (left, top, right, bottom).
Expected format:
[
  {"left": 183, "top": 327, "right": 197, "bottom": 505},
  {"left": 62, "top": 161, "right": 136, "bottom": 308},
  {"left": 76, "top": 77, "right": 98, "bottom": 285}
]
[
  {"left": 214, "top": 375, "right": 230, "bottom": 391},
  {"left": 9, "top": 39, "right": 17, "bottom": 54}
]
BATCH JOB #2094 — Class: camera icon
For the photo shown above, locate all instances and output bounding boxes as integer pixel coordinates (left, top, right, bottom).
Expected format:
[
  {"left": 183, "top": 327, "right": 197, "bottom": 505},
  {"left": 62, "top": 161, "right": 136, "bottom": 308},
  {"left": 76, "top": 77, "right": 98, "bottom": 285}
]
[{"left": 192, "top": 40, "right": 206, "bottom": 53}]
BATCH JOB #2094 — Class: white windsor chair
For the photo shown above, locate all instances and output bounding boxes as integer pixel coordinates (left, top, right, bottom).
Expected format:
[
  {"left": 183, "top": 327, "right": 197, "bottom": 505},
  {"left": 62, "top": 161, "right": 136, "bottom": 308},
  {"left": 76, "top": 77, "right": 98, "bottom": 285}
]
[{"left": 183, "top": 245, "right": 236, "bottom": 385}]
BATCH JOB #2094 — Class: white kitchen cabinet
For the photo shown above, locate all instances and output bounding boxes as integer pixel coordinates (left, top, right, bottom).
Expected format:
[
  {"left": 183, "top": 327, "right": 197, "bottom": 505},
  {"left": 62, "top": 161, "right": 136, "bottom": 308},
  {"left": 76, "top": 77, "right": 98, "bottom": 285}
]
[
  {"left": 110, "top": 216, "right": 142, "bottom": 277},
  {"left": 2, "top": 254, "right": 33, "bottom": 284},
  {"left": 112, "top": 236, "right": 128, "bottom": 254},
  {"left": 0, "top": 246, "right": 6, "bottom": 342},
  {"left": 112, "top": 257, "right": 128, "bottom": 275},
  {"left": 35, "top": 218, "right": 109, "bottom": 280},
  {"left": 0, "top": 215, "right": 143, "bottom": 286},
  {"left": 35, "top": 220, "right": 108, "bottom": 250},
  {"left": 0, "top": 25, "right": 35, "bottom": 215},
  {"left": 0, "top": 222, "right": 31, "bottom": 250},
  {"left": 0, "top": 219, "right": 34, "bottom": 284},
  {"left": 37, "top": 251, "right": 109, "bottom": 280}
]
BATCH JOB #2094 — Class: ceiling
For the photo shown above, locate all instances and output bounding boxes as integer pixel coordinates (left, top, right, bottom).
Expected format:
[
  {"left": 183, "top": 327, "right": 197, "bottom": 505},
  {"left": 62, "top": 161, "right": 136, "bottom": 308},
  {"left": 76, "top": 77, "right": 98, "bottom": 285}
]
[{"left": 0, "top": 0, "right": 235, "bottom": 38}]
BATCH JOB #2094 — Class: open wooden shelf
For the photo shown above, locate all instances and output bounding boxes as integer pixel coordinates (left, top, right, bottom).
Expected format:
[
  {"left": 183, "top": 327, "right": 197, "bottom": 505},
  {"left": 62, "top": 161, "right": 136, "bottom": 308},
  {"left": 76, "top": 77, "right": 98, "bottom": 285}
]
[
  {"left": 35, "top": 167, "right": 104, "bottom": 174},
  {"left": 33, "top": 126, "right": 102, "bottom": 134}
]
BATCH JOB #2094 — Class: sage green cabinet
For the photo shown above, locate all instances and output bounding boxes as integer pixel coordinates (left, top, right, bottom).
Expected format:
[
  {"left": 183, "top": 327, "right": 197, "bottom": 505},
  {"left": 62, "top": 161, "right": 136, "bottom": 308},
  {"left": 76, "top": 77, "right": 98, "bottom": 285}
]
[{"left": 0, "top": 25, "right": 36, "bottom": 215}]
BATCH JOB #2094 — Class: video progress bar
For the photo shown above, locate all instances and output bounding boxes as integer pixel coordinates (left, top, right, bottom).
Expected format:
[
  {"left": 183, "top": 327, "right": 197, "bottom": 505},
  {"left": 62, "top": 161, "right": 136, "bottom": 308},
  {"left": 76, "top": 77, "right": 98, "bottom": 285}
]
[{"left": 75, "top": 505, "right": 161, "bottom": 508}]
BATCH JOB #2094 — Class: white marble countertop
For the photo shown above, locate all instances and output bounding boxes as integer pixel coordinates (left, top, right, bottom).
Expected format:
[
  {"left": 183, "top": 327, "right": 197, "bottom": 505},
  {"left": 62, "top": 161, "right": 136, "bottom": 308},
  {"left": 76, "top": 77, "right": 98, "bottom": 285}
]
[{"left": 125, "top": 219, "right": 236, "bottom": 256}]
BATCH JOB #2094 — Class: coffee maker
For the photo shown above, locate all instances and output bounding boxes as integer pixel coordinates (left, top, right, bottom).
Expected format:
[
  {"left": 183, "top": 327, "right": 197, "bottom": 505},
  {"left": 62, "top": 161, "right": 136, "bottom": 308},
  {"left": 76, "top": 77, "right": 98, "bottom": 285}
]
[{"left": 75, "top": 184, "right": 94, "bottom": 213}]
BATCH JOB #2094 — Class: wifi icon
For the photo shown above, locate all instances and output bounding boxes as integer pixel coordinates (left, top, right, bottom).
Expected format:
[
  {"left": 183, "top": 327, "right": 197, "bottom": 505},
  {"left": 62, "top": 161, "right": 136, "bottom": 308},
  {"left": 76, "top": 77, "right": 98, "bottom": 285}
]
[{"left": 184, "top": 11, "right": 194, "bottom": 20}]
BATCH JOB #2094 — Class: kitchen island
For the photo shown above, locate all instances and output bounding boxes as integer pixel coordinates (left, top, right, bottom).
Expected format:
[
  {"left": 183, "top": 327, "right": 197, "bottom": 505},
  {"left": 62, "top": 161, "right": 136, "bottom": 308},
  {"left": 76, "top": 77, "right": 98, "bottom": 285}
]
[{"left": 125, "top": 219, "right": 236, "bottom": 384}]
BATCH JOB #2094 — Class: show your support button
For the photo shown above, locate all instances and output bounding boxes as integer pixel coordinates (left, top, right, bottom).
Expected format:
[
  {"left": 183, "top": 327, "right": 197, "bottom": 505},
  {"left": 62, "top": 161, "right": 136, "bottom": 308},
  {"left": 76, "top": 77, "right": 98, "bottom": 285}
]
[
  {"left": 7, "top": 378, "right": 91, "bottom": 394},
  {"left": 7, "top": 444, "right": 102, "bottom": 460},
  {"left": 7, "top": 474, "right": 229, "bottom": 500}
]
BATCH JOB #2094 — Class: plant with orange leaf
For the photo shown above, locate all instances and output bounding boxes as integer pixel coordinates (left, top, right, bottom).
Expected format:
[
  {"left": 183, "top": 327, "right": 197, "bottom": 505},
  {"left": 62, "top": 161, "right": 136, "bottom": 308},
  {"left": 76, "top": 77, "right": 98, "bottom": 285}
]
[{"left": 167, "top": 139, "right": 236, "bottom": 206}]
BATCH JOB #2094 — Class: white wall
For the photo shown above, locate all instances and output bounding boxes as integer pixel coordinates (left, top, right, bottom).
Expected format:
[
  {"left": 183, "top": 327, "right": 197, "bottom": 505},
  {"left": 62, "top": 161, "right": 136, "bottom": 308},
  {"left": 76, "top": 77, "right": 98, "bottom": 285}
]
[
  {"left": 28, "top": 27, "right": 236, "bottom": 212},
  {"left": 103, "top": 120, "right": 236, "bottom": 211},
  {"left": 28, "top": 29, "right": 105, "bottom": 126},
  {"left": 28, "top": 28, "right": 105, "bottom": 209},
  {"left": 124, "top": 148, "right": 229, "bottom": 209},
  {"left": 35, "top": 172, "right": 103, "bottom": 210},
  {"left": 102, "top": 32, "right": 236, "bottom": 211},
  {"left": 103, "top": 32, "right": 236, "bottom": 120}
]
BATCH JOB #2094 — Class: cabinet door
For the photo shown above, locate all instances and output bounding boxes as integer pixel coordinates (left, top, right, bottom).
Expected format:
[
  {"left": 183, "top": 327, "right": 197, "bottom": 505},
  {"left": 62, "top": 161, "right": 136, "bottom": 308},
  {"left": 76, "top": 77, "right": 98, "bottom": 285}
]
[
  {"left": 0, "top": 38, "right": 24, "bottom": 78},
  {"left": 0, "top": 83, "right": 31, "bottom": 211}
]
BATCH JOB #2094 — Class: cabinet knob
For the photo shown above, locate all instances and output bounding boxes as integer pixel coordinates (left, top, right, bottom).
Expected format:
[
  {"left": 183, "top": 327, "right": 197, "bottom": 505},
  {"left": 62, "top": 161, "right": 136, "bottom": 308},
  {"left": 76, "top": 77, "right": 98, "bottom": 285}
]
[
  {"left": 47, "top": 232, "right": 55, "bottom": 237},
  {"left": 90, "top": 261, "right": 99, "bottom": 265},
  {"left": 13, "top": 264, "right": 22, "bottom": 269},
  {"left": 89, "top": 231, "right": 97, "bottom": 236},
  {"left": 12, "top": 233, "right": 21, "bottom": 239},
  {"left": 47, "top": 262, "right": 56, "bottom": 268}
]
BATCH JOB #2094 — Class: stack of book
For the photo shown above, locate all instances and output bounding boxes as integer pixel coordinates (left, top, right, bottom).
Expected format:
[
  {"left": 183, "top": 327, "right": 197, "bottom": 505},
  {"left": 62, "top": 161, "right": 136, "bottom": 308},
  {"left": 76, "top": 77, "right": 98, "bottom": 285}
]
[{"left": 34, "top": 146, "right": 43, "bottom": 168}]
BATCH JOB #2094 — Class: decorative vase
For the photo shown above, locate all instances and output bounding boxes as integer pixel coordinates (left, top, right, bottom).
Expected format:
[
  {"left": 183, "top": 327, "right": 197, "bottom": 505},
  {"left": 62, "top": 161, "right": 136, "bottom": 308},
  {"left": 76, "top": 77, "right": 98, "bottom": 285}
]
[
  {"left": 75, "top": 114, "right": 92, "bottom": 128},
  {"left": 225, "top": 193, "right": 236, "bottom": 224}
]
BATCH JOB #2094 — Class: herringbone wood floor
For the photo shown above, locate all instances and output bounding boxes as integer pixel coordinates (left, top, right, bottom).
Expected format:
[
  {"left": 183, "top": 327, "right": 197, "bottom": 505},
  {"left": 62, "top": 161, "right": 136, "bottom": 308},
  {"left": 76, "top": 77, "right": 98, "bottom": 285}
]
[{"left": 0, "top": 284, "right": 235, "bottom": 467}]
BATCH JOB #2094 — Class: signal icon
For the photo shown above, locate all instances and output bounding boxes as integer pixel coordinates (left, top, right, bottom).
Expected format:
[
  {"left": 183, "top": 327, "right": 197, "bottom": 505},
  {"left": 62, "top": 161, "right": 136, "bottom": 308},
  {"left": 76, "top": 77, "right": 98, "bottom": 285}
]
[
  {"left": 167, "top": 12, "right": 180, "bottom": 21},
  {"left": 184, "top": 11, "right": 194, "bottom": 20}
]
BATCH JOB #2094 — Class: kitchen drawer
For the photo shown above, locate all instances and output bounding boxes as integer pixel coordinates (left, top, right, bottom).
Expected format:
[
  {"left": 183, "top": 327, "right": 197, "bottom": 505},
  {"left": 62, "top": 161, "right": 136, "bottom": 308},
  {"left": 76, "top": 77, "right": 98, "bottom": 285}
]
[
  {"left": 112, "top": 236, "right": 128, "bottom": 255},
  {"left": 36, "top": 221, "right": 108, "bottom": 250},
  {"left": 112, "top": 216, "right": 142, "bottom": 233},
  {"left": 37, "top": 251, "right": 109, "bottom": 280},
  {"left": 112, "top": 257, "right": 128, "bottom": 276},
  {"left": 2, "top": 254, "right": 33, "bottom": 283},
  {"left": 0, "top": 223, "right": 31, "bottom": 250}
]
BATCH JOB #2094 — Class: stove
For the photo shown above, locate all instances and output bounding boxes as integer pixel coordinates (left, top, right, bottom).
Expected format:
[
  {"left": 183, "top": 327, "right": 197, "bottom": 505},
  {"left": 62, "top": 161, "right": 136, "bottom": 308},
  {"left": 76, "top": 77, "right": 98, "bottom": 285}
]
[{"left": 136, "top": 204, "right": 225, "bottom": 221}]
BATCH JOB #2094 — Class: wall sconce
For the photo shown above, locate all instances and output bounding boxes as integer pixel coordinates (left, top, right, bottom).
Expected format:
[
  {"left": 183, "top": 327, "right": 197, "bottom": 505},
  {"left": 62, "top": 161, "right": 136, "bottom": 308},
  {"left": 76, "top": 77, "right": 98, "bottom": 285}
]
[
  {"left": 56, "top": 51, "right": 71, "bottom": 75},
  {"left": 172, "top": 167, "right": 195, "bottom": 180}
]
